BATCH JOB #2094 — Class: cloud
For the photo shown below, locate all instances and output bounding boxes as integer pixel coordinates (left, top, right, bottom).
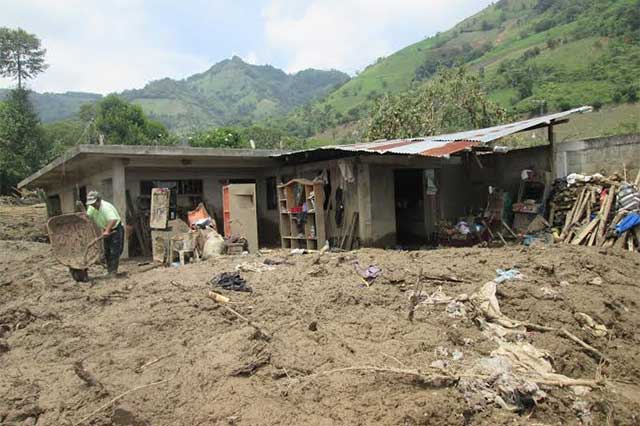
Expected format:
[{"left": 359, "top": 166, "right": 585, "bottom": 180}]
[
  {"left": 0, "top": 0, "right": 494, "bottom": 92},
  {"left": 0, "top": 0, "right": 210, "bottom": 93},
  {"left": 263, "top": 0, "right": 494, "bottom": 74}
]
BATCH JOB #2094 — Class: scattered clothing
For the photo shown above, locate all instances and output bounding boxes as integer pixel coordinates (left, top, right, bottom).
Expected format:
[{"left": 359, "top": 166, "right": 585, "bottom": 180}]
[
  {"left": 494, "top": 268, "right": 523, "bottom": 283},
  {"left": 616, "top": 184, "right": 640, "bottom": 213},
  {"left": 337, "top": 160, "right": 355, "bottom": 184},
  {"left": 355, "top": 263, "right": 382, "bottom": 283},
  {"left": 615, "top": 212, "right": 640, "bottom": 235},
  {"left": 210, "top": 272, "right": 252, "bottom": 292}
]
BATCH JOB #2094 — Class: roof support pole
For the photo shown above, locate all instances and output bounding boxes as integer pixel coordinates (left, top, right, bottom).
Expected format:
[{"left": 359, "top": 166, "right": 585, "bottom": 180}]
[{"left": 548, "top": 124, "right": 556, "bottom": 178}]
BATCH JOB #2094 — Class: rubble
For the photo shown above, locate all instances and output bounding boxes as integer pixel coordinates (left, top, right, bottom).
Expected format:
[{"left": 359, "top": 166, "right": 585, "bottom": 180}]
[{"left": 548, "top": 173, "right": 640, "bottom": 250}]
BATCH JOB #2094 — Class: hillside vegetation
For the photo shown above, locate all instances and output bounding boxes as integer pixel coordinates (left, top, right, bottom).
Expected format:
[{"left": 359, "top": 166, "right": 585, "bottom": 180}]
[
  {"left": 2, "top": 57, "right": 349, "bottom": 134},
  {"left": 0, "top": 89, "right": 101, "bottom": 123},
  {"left": 276, "top": 0, "right": 639, "bottom": 140}
]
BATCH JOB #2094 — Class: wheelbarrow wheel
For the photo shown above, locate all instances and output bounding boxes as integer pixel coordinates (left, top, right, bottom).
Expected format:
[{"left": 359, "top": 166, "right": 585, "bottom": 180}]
[{"left": 69, "top": 268, "right": 89, "bottom": 282}]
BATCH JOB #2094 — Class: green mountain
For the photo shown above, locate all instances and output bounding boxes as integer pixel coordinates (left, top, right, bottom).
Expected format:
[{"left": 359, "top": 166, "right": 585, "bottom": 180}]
[
  {"left": 1, "top": 57, "right": 349, "bottom": 133},
  {"left": 121, "top": 56, "right": 349, "bottom": 133},
  {"left": 288, "top": 0, "right": 639, "bottom": 139},
  {"left": 0, "top": 89, "right": 102, "bottom": 123}
]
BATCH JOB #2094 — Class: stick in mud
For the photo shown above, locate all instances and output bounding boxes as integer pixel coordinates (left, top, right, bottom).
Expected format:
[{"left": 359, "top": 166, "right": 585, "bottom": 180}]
[{"left": 206, "top": 291, "right": 271, "bottom": 341}]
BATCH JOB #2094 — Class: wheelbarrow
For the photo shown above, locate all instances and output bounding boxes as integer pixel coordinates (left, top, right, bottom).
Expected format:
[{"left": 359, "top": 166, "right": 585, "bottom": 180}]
[{"left": 46, "top": 213, "right": 105, "bottom": 282}]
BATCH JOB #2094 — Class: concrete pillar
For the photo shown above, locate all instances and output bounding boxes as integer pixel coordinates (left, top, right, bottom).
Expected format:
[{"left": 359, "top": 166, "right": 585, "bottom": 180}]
[
  {"left": 112, "top": 159, "right": 128, "bottom": 258},
  {"left": 61, "top": 186, "right": 75, "bottom": 214}
]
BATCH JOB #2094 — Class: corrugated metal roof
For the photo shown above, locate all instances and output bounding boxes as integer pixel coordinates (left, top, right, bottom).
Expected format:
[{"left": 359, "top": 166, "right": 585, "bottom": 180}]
[{"left": 278, "top": 106, "right": 592, "bottom": 158}]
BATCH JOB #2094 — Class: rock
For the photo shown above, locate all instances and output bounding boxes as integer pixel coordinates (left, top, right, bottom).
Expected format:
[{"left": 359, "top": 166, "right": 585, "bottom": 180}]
[
  {"left": 589, "top": 277, "right": 604, "bottom": 286},
  {"left": 0, "top": 339, "right": 9, "bottom": 353},
  {"left": 22, "top": 417, "right": 36, "bottom": 426},
  {"left": 308, "top": 321, "right": 318, "bottom": 332}
]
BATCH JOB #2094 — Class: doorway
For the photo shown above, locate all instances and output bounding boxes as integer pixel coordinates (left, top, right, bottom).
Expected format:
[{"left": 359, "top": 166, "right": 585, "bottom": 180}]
[{"left": 394, "top": 169, "right": 426, "bottom": 245}]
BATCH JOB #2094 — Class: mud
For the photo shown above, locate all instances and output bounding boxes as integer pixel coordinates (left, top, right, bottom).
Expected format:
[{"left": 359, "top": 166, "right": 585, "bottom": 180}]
[
  {"left": 0, "top": 203, "right": 48, "bottom": 242},
  {"left": 1, "top": 207, "right": 640, "bottom": 425}
]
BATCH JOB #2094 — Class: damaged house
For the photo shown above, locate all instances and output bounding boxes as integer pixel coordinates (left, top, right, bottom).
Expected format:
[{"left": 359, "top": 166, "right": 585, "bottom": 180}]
[{"left": 18, "top": 107, "right": 591, "bottom": 257}]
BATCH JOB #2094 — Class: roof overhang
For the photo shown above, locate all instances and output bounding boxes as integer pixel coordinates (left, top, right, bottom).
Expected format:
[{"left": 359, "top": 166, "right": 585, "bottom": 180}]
[{"left": 19, "top": 145, "right": 285, "bottom": 189}]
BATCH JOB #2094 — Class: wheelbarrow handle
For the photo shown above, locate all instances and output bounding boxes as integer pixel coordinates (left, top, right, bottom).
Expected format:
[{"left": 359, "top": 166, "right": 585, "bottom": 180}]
[{"left": 87, "top": 231, "right": 115, "bottom": 249}]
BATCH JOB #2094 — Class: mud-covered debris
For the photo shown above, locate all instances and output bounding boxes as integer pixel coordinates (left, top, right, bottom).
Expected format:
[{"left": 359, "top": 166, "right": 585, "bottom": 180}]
[{"left": 210, "top": 272, "right": 252, "bottom": 292}]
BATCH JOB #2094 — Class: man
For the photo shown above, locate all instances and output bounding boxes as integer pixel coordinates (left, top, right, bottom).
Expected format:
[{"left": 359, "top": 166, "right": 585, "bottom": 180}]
[{"left": 86, "top": 191, "right": 124, "bottom": 276}]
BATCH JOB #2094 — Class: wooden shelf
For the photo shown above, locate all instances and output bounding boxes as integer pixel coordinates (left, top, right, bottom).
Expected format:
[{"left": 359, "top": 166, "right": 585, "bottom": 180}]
[{"left": 278, "top": 179, "right": 325, "bottom": 249}]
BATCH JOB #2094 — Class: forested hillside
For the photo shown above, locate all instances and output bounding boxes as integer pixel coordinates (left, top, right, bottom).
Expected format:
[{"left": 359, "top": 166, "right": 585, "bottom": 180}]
[
  {"left": 0, "top": 89, "right": 101, "bottom": 123},
  {"left": 276, "top": 0, "right": 639, "bottom": 140},
  {"left": 1, "top": 57, "right": 349, "bottom": 133}
]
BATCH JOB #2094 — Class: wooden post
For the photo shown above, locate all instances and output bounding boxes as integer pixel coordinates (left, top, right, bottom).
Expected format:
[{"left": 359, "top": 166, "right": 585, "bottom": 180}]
[{"left": 548, "top": 124, "right": 556, "bottom": 179}]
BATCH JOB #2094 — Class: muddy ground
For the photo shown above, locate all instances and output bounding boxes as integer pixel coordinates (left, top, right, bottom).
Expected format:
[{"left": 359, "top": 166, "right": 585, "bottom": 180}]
[
  {"left": 1, "top": 206, "right": 640, "bottom": 425},
  {"left": 0, "top": 203, "right": 48, "bottom": 242}
]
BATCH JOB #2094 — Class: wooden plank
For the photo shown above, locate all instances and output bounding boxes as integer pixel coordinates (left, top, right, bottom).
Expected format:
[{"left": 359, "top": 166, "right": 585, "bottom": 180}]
[
  {"left": 561, "top": 187, "right": 585, "bottom": 238},
  {"left": 496, "top": 231, "right": 508, "bottom": 245},
  {"left": 502, "top": 220, "right": 518, "bottom": 239},
  {"left": 596, "top": 188, "right": 615, "bottom": 246},
  {"left": 615, "top": 231, "right": 628, "bottom": 250},
  {"left": 344, "top": 212, "right": 359, "bottom": 250},
  {"left": 150, "top": 188, "right": 170, "bottom": 230},
  {"left": 571, "top": 217, "right": 599, "bottom": 245},
  {"left": 126, "top": 190, "right": 150, "bottom": 257}
]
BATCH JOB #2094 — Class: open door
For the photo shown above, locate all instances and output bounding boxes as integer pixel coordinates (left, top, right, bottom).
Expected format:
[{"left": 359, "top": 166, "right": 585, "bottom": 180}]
[
  {"left": 394, "top": 169, "right": 426, "bottom": 246},
  {"left": 223, "top": 184, "right": 259, "bottom": 252}
]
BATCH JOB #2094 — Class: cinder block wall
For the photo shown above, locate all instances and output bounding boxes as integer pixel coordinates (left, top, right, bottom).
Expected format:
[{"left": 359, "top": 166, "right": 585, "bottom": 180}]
[{"left": 555, "top": 134, "right": 640, "bottom": 178}]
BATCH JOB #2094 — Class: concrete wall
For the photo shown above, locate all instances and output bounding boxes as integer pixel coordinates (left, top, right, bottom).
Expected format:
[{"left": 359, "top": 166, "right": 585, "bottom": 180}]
[
  {"left": 279, "top": 157, "right": 361, "bottom": 246},
  {"left": 46, "top": 169, "right": 116, "bottom": 215},
  {"left": 281, "top": 154, "right": 467, "bottom": 247},
  {"left": 555, "top": 134, "right": 640, "bottom": 178},
  {"left": 125, "top": 167, "right": 280, "bottom": 245},
  {"left": 466, "top": 146, "right": 551, "bottom": 215}
]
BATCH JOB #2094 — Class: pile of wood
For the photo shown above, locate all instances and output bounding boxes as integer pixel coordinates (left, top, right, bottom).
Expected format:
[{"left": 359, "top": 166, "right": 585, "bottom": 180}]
[{"left": 549, "top": 173, "right": 640, "bottom": 250}]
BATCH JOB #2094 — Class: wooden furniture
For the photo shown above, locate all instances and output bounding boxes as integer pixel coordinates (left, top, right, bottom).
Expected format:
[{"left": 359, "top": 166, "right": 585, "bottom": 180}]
[
  {"left": 278, "top": 179, "right": 326, "bottom": 250},
  {"left": 222, "top": 184, "right": 259, "bottom": 253}
]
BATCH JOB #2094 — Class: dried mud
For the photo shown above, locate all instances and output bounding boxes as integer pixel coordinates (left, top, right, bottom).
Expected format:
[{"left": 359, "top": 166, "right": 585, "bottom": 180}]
[{"left": 1, "top": 212, "right": 640, "bottom": 425}]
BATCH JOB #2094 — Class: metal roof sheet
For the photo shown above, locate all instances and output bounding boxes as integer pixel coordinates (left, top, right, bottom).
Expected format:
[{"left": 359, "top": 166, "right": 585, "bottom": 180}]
[{"left": 278, "top": 106, "right": 592, "bottom": 158}]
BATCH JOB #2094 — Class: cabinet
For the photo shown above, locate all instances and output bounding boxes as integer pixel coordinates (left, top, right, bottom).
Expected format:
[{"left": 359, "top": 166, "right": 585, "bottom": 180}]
[{"left": 278, "top": 179, "right": 326, "bottom": 250}]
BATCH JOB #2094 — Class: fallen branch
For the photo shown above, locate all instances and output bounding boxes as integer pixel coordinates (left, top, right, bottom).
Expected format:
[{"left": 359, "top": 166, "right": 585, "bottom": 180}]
[
  {"left": 72, "top": 372, "right": 178, "bottom": 426},
  {"left": 294, "top": 365, "right": 458, "bottom": 388},
  {"left": 206, "top": 291, "right": 271, "bottom": 341},
  {"left": 523, "top": 323, "right": 608, "bottom": 362},
  {"left": 135, "top": 352, "right": 176, "bottom": 373},
  {"left": 559, "top": 328, "right": 608, "bottom": 363}
]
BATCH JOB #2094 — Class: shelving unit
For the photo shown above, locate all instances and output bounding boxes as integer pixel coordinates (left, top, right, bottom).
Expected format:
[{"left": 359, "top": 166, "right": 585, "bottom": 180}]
[{"left": 278, "top": 179, "right": 326, "bottom": 250}]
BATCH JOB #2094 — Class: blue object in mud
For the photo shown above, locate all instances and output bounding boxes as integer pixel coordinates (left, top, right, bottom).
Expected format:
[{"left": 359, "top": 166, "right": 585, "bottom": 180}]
[{"left": 615, "top": 212, "right": 640, "bottom": 235}]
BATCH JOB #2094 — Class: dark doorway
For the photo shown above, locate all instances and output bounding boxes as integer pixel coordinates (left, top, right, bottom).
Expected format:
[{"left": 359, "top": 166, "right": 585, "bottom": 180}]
[
  {"left": 78, "top": 186, "right": 87, "bottom": 205},
  {"left": 394, "top": 169, "right": 425, "bottom": 245}
]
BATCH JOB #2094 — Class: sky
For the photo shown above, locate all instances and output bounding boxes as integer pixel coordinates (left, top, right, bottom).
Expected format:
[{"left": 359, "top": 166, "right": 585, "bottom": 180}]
[{"left": 0, "top": 0, "right": 494, "bottom": 94}]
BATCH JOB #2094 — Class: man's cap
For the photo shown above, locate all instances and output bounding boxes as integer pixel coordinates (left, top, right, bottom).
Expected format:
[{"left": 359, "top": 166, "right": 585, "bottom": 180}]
[{"left": 86, "top": 190, "right": 100, "bottom": 206}]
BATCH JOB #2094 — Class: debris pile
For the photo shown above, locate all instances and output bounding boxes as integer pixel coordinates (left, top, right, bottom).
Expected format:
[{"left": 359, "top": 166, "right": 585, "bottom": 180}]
[{"left": 548, "top": 173, "right": 640, "bottom": 250}]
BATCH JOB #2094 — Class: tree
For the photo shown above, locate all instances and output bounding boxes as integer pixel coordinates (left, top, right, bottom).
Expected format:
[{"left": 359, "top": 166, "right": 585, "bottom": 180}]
[
  {"left": 365, "top": 67, "right": 506, "bottom": 141},
  {"left": 0, "top": 28, "right": 48, "bottom": 89},
  {"left": 0, "top": 89, "right": 47, "bottom": 193},
  {"left": 90, "top": 95, "right": 174, "bottom": 145},
  {"left": 189, "top": 127, "right": 246, "bottom": 148}
]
